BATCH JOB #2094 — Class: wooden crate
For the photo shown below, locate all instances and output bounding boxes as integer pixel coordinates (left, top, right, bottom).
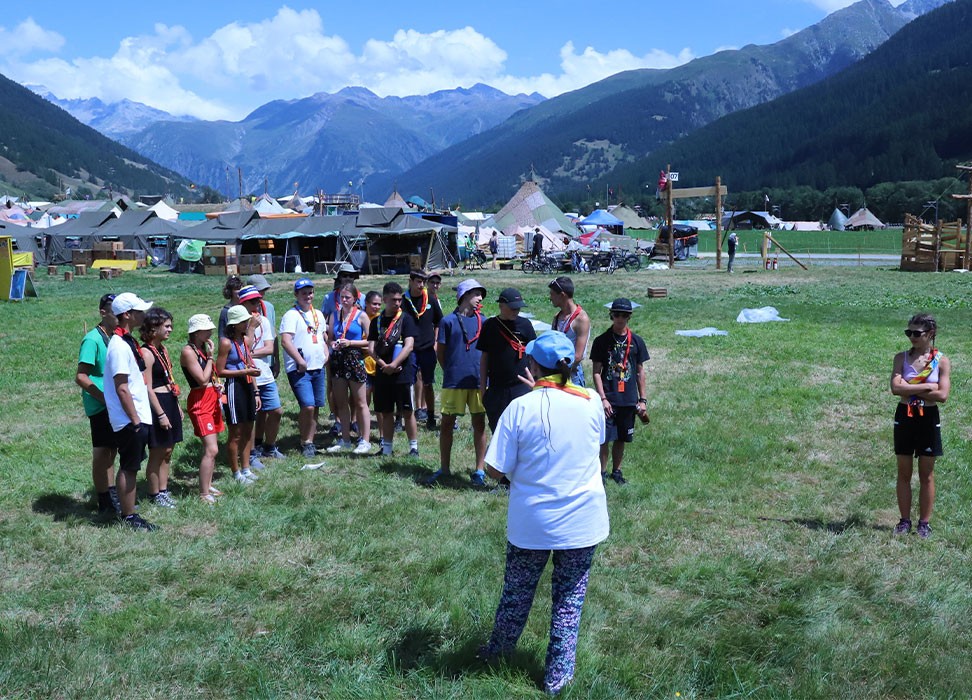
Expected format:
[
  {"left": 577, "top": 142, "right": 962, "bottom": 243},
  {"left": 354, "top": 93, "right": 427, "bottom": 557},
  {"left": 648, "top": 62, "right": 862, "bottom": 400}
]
[
  {"left": 239, "top": 263, "right": 273, "bottom": 275},
  {"left": 203, "top": 245, "right": 236, "bottom": 258},
  {"left": 93, "top": 241, "right": 124, "bottom": 252},
  {"left": 647, "top": 287, "right": 668, "bottom": 299},
  {"left": 72, "top": 249, "right": 94, "bottom": 267},
  {"left": 240, "top": 253, "right": 273, "bottom": 266},
  {"left": 204, "top": 263, "right": 239, "bottom": 276}
]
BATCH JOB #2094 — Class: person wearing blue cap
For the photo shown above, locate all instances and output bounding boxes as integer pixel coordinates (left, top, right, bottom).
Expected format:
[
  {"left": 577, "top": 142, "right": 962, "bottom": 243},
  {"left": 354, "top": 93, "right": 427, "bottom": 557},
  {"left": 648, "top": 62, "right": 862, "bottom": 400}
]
[
  {"left": 480, "top": 330, "right": 608, "bottom": 695},
  {"left": 279, "top": 278, "right": 330, "bottom": 458},
  {"left": 590, "top": 298, "right": 649, "bottom": 485}
]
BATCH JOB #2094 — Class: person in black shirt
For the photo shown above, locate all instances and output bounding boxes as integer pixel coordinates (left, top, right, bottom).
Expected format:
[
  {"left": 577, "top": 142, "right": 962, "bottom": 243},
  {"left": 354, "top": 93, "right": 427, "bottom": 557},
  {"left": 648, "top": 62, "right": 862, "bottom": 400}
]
[
  {"left": 368, "top": 281, "right": 420, "bottom": 457},
  {"left": 403, "top": 269, "right": 443, "bottom": 430},
  {"left": 590, "top": 298, "right": 649, "bottom": 485},
  {"left": 477, "top": 287, "right": 537, "bottom": 433},
  {"left": 531, "top": 228, "right": 544, "bottom": 261}
]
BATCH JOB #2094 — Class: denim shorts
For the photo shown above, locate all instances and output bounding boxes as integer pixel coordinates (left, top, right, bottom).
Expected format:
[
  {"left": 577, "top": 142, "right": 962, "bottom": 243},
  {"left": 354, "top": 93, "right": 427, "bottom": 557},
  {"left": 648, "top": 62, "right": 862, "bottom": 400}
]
[
  {"left": 257, "top": 381, "right": 282, "bottom": 412},
  {"left": 288, "top": 368, "right": 327, "bottom": 408}
]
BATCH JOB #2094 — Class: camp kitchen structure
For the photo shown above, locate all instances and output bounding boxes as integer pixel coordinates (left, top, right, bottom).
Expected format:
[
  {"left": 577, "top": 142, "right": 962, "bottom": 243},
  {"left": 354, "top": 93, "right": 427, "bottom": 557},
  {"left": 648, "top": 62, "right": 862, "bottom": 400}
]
[
  {"left": 40, "top": 209, "right": 186, "bottom": 266},
  {"left": 167, "top": 207, "right": 458, "bottom": 274}
]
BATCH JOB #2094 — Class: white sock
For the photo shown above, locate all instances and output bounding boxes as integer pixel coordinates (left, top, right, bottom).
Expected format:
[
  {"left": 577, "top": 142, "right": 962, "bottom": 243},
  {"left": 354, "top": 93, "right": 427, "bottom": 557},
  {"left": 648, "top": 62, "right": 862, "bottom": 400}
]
[
  {"left": 409, "top": 439, "right": 418, "bottom": 451},
  {"left": 381, "top": 439, "right": 393, "bottom": 455}
]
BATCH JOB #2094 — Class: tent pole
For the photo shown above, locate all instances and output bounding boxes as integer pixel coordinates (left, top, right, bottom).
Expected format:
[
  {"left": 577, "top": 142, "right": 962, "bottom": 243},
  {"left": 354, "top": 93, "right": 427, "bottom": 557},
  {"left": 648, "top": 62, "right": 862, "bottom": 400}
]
[{"left": 715, "top": 176, "right": 723, "bottom": 271}]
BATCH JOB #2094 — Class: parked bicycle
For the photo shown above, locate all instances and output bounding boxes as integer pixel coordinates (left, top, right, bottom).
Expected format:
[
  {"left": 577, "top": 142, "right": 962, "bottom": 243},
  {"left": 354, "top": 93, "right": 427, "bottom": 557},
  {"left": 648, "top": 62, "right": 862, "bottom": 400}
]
[
  {"left": 463, "top": 247, "right": 488, "bottom": 270},
  {"left": 521, "top": 254, "right": 560, "bottom": 274}
]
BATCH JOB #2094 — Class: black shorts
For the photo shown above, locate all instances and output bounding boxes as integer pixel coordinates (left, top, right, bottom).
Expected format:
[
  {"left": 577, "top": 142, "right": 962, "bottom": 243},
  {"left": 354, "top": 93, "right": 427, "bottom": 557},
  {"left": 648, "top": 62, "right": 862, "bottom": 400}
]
[
  {"left": 114, "top": 422, "right": 150, "bottom": 473},
  {"left": 483, "top": 384, "right": 530, "bottom": 432},
  {"left": 373, "top": 381, "right": 414, "bottom": 415},
  {"left": 88, "top": 409, "right": 116, "bottom": 449},
  {"left": 223, "top": 377, "right": 257, "bottom": 425},
  {"left": 414, "top": 347, "right": 437, "bottom": 384},
  {"left": 149, "top": 392, "right": 184, "bottom": 449},
  {"left": 894, "top": 403, "right": 943, "bottom": 457},
  {"left": 605, "top": 405, "right": 637, "bottom": 444}
]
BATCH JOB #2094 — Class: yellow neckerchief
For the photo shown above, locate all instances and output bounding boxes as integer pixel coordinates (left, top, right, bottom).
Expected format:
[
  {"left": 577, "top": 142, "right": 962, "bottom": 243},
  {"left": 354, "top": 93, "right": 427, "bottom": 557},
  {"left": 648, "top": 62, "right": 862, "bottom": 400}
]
[{"left": 532, "top": 374, "right": 591, "bottom": 400}]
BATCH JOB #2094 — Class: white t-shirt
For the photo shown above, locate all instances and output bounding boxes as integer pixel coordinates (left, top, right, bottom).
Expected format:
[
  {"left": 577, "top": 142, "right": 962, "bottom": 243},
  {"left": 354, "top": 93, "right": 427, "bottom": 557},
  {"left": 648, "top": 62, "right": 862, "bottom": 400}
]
[
  {"left": 485, "top": 384, "right": 609, "bottom": 550},
  {"left": 251, "top": 315, "right": 275, "bottom": 386},
  {"left": 103, "top": 334, "right": 152, "bottom": 432},
  {"left": 279, "top": 305, "right": 327, "bottom": 372}
]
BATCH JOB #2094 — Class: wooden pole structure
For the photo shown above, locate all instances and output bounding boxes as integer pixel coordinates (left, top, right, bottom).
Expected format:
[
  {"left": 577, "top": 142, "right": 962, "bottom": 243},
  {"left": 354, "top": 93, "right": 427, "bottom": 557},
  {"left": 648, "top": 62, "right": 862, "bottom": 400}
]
[
  {"left": 953, "top": 164, "right": 972, "bottom": 270},
  {"left": 715, "top": 176, "right": 723, "bottom": 270},
  {"left": 666, "top": 164, "right": 674, "bottom": 268},
  {"left": 766, "top": 234, "right": 808, "bottom": 270}
]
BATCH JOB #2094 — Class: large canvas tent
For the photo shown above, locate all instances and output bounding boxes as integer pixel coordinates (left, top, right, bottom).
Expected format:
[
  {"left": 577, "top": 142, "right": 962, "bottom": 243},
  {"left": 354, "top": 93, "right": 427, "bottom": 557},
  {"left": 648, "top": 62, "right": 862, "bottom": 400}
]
[
  {"left": 828, "top": 208, "right": 849, "bottom": 231},
  {"left": 844, "top": 207, "right": 885, "bottom": 230},
  {"left": 44, "top": 210, "right": 186, "bottom": 265},
  {"left": 484, "top": 181, "right": 578, "bottom": 237}
]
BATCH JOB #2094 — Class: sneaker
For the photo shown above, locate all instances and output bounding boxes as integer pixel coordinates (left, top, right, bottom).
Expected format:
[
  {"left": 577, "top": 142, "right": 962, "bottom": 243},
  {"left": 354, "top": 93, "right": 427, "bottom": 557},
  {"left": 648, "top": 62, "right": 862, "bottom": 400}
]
[
  {"left": 916, "top": 520, "right": 932, "bottom": 539},
  {"left": 151, "top": 492, "right": 177, "bottom": 509},
  {"left": 330, "top": 421, "right": 342, "bottom": 436},
  {"left": 248, "top": 455, "right": 267, "bottom": 471},
  {"left": 490, "top": 483, "right": 510, "bottom": 495},
  {"left": 209, "top": 486, "right": 224, "bottom": 497},
  {"left": 327, "top": 441, "right": 351, "bottom": 454},
  {"left": 200, "top": 494, "right": 217, "bottom": 505},
  {"left": 350, "top": 421, "right": 360, "bottom": 435},
  {"left": 893, "top": 518, "right": 912, "bottom": 536},
  {"left": 302, "top": 442, "right": 318, "bottom": 458},
  {"left": 415, "top": 408, "right": 428, "bottom": 422},
  {"left": 470, "top": 470, "right": 486, "bottom": 488},
  {"left": 408, "top": 447, "right": 420, "bottom": 457},
  {"left": 240, "top": 468, "right": 259, "bottom": 481},
  {"left": 352, "top": 440, "right": 372, "bottom": 455},
  {"left": 108, "top": 487, "right": 122, "bottom": 514},
  {"left": 426, "top": 416, "right": 437, "bottom": 430},
  {"left": 423, "top": 469, "right": 444, "bottom": 486},
  {"left": 611, "top": 470, "right": 627, "bottom": 485},
  {"left": 122, "top": 513, "right": 158, "bottom": 531},
  {"left": 234, "top": 471, "right": 256, "bottom": 485},
  {"left": 251, "top": 444, "right": 265, "bottom": 459},
  {"left": 262, "top": 445, "right": 285, "bottom": 460}
]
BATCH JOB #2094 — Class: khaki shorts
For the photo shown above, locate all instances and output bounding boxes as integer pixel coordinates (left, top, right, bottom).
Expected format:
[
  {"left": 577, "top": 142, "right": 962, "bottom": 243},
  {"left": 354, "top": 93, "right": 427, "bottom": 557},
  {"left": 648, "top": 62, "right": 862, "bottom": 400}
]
[{"left": 440, "top": 388, "right": 485, "bottom": 416}]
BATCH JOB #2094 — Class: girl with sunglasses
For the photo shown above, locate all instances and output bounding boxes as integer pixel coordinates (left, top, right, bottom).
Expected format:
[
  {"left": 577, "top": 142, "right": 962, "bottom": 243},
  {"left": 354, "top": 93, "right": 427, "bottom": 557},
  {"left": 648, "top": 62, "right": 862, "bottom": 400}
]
[{"left": 890, "top": 313, "right": 950, "bottom": 538}]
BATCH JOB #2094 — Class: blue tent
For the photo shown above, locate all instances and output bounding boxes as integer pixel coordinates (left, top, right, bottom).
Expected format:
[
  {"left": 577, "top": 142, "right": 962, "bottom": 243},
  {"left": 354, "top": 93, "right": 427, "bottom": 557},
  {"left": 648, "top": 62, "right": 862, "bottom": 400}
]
[{"left": 580, "top": 209, "right": 624, "bottom": 228}]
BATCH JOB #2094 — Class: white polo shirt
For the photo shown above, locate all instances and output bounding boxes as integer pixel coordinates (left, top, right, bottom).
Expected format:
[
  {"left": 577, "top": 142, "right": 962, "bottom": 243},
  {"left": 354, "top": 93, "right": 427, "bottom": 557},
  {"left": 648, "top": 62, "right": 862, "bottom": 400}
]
[
  {"left": 485, "top": 383, "right": 609, "bottom": 550},
  {"left": 103, "top": 334, "right": 152, "bottom": 432},
  {"left": 279, "top": 305, "right": 327, "bottom": 372}
]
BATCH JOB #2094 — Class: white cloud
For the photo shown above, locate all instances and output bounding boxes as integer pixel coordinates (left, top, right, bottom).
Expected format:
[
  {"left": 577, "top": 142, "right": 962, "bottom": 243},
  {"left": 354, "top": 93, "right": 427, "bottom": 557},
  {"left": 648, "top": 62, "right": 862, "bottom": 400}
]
[
  {"left": 803, "top": 0, "right": 905, "bottom": 10},
  {"left": 0, "top": 18, "right": 65, "bottom": 57},
  {"left": 0, "top": 8, "right": 695, "bottom": 120}
]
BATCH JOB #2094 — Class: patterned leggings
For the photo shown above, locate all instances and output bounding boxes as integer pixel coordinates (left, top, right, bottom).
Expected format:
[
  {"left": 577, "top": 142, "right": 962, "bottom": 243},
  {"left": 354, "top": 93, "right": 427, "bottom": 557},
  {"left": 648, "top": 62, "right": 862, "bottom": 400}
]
[{"left": 484, "top": 542, "right": 597, "bottom": 694}]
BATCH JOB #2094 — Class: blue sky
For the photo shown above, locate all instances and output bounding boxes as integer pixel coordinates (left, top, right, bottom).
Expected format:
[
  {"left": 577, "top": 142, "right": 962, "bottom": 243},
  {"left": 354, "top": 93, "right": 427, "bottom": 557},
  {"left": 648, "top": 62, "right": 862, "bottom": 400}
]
[{"left": 0, "top": 0, "right": 900, "bottom": 121}]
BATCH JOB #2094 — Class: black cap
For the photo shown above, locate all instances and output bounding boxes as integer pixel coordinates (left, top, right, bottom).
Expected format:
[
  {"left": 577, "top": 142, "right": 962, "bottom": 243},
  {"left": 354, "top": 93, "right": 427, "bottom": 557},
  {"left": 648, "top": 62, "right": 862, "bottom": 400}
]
[
  {"left": 409, "top": 269, "right": 429, "bottom": 280},
  {"left": 497, "top": 287, "right": 526, "bottom": 309},
  {"left": 610, "top": 298, "right": 634, "bottom": 313},
  {"left": 99, "top": 293, "right": 116, "bottom": 310}
]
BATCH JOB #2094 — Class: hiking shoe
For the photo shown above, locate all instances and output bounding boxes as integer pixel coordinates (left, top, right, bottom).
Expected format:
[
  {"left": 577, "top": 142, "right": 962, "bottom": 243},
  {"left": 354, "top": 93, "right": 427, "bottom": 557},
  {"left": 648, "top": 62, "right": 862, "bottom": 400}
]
[
  {"left": 423, "top": 469, "right": 444, "bottom": 486},
  {"left": 327, "top": 441, "right": 351, "bottom": 454},
  {"left": 611, "top": 470, "right": 627, "bottom": 485},
  {"left": 240, "top": 468, "right": 259, "bottom": 481},
  {"left": 302, "top": 442, "right": 318, "bottom": 458},
  {"left": 408, "top": 447, "right": 420, "bottom": 458},
  {"left": 151, "top": 492, "right": 177, "bottom": 509},
  {"left": 262, "top": 445, "right": 285, "bottom": 460},
  {"left": 917, "top": 520, "right": 932, "bottom": 539},
  {"left": 234, "top": 471, "right": 256, "bottom": 485},
  {"left": 352, "top": 440, "right": 372, "bottom": 455},
  {"left": 248, "top": 455, "right": 267, "bottom": 471},
  {"left": 122, "top": 513, "right": 158, "bottom": 532},
  {"left": 893, "top": 518, "right": 912, "bottom": 536},
  {"left": 470, "top": 470, "right": 486, "bottom": 488}
]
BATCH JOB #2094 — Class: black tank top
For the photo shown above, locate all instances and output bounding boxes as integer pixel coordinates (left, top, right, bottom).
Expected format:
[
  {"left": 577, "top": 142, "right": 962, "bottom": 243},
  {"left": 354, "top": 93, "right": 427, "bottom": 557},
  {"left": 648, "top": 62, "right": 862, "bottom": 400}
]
[{"left": 182, "top": 344, "right": 208, "bottom": 389}]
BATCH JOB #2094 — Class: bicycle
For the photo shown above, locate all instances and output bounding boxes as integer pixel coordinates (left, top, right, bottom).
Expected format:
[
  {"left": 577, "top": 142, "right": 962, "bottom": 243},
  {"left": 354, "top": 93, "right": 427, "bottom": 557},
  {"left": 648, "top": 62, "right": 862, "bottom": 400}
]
[
  {"left": 463, "top": 248, "right": 488, "bottom": 270},
  {"left": 521, "top": 254, "right": 558, "bottom": 274}
]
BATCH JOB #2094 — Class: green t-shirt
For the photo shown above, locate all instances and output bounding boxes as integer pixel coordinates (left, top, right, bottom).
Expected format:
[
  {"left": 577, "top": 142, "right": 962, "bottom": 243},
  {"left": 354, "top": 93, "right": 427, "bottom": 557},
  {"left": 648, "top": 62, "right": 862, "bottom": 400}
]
[{"left": 78, "top": 327, "right": 110, "bottom": 417}]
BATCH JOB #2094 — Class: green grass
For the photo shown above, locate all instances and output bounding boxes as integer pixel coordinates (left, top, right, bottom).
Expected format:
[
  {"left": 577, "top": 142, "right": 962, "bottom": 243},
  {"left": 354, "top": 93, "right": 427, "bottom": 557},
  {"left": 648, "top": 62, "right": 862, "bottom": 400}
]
[
  {"left": 629, "top": 228, "right": 903, "bottom": 256},
  {"left": 4, "top": 264, "right": 972, "bottom": 698}
]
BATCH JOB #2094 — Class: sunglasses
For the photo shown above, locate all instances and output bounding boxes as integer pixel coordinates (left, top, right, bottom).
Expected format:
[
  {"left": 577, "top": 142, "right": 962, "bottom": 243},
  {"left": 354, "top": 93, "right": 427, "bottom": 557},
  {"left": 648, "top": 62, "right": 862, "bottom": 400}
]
[{"left": 904, "top": 329, "right": 926, "bottom": 338}]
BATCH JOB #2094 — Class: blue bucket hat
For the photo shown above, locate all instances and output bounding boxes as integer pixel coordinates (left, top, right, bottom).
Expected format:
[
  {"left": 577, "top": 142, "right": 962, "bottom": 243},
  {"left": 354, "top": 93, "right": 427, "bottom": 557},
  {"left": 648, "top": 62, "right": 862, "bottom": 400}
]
[{"left": 525, "top": 331, "right": 575, "bottom": 369}]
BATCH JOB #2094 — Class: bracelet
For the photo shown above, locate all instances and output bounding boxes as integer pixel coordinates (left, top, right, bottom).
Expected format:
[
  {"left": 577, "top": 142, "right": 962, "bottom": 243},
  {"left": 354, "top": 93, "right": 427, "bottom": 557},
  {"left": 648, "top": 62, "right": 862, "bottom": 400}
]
[{"left": 637, "top": 398, "right": 647, "bottom": 404}]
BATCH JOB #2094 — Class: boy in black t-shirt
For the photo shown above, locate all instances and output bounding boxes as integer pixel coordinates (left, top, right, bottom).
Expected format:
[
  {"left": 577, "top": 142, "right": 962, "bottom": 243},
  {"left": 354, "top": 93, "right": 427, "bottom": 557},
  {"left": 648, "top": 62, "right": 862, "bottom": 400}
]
[
  {"left": 590, "top": 298, "right": 650, "bottom": 484},
  {"left": 403, "top": 269, "right": 443, "bottom": 430},
  {"left": 368, "top": 282, "right": 420, "bottom": 456}
]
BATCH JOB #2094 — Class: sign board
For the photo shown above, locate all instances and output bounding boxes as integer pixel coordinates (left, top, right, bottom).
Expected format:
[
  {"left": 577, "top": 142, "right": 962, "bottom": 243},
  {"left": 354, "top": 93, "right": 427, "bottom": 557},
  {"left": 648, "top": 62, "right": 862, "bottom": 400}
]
[
  {"left": 668, "top": 172, "right": 680, "bottom": 182},
  {"left": 9, "top": 268, "right": 37, "bottom": 301},
  {"left": 670, "top": 185, "right": 728, "bottom": 200}
]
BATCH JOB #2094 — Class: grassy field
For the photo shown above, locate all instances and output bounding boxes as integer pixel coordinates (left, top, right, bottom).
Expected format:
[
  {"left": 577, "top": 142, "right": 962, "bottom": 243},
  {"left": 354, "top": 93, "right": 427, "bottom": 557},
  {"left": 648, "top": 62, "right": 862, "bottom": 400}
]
[
  {"left": 3, "top": 262, "right": 972, "bottom": 699},
  {"left": 629, "top": 228, "right": 903, "bottom": 256}
]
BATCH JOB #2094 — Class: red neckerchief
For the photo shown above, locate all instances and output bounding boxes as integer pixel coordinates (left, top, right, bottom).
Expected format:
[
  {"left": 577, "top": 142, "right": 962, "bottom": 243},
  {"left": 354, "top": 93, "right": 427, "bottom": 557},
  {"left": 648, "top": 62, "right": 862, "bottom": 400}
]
[
  {"left": 334, "top": 307, "right": 361, "bottom": 341},
  {"left": 232, "top": 338, "right": 254, "bottom": 384},
  {"left": 114, "top": 326, "right": 146, "bottom": 371},
  {"left": 145, "top": 343, "right": 181, "bottom": 396},
  {"left": 533, "top": 378, "right": 591, "bottom": 399},
  {"left": 555, "top": 303, "right": 583, "bottom": 334},
  {"left": 458, "top": 309, "right": 483, "bottom": 351},
  {"left": 405, "top": 288, "right": 428, "bottom": 317},
  {"left": 496, "top": 318, "right": 526, "bottom": 359},
  {"left": 189, "top": 343, "right": 219, "bottom": 387},
  {"left": 378, "top": 309, "right": 403, "bottom": 342},
  {"left": 294, "top": 304, "right": 320, "bottom": 343}
]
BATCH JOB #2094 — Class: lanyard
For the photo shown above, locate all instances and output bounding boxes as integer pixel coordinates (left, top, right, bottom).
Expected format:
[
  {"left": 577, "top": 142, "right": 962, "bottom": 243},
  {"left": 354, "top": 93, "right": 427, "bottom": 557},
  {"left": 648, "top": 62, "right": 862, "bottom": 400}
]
[
  {"left": 533, "top": 377, "right": 591, "bottom": 399},
  {"left": 232, "top": 339, "right": 254, "bottom": 383},
  {"left": 555, "top": 304, "right": 582, "bottom": 334},
  {"left": 146, "top": 343, "right": 181, "bottom": 396},
  {"left": 190, "top": 343, "right": 220, "bottom": 387},
  {"left": 335, "top": 307, "right": 361, "bottom": 341},
  {"left": 378, "top": 309, "right": 403, "bottom": 342},
  {"left": 458, "top": 311, "right": 483, "bottom": 351},
  {"left": 294, "top": 304, "right": 320, "bottom": 343},
  {"left": 496, "top": 318, "right": 526, "bottom": 359},
  {"left": 405, "top": 289, "right": 428, "bottom": 317},
  {"left": 614, "top": 328, "right": 632, "bottom": 392}
]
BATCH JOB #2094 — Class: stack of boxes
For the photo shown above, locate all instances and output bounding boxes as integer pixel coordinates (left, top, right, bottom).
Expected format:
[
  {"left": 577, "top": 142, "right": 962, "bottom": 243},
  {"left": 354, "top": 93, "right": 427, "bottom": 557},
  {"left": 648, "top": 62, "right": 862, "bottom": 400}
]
[
  {"left": 203, "top": 245, "right": 238, "bottom": 276},
  {"left": 239, "top": 253, "right": 273, "bottom": 275}
]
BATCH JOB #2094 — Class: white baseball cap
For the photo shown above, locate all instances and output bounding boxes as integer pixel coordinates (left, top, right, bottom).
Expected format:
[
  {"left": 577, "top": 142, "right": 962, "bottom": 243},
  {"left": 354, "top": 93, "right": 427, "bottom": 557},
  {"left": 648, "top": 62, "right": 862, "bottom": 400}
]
[{"left": 111, "top": 292, "right": 153, "bottom": 315}]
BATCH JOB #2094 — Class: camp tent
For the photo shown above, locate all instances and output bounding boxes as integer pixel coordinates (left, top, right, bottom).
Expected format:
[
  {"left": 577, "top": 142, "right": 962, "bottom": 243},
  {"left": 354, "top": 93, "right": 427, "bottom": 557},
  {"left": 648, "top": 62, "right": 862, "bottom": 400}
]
[
  {"left": 148, "top": 199, "right": 181, "bottom": 221},
  {"left": 844, "top": 207, "right": 885, "bottom": 230},
  {"left": 384, "top": 190, "right": 409, "bottom": 209},
  {"left": 484, "top": 180, "right": 579, "bottom": 238},
  {"left": 610, "top": 205, "right": 653, "bottom": 230},
  {"left": 828, "top": 208, "right": 849, "bottom": 231},
  {"left": 580, "top": 209, "right": 624, "bottom": 235},
  {"left": 722, "top": 210, "right": 782, "bottom": 230}
]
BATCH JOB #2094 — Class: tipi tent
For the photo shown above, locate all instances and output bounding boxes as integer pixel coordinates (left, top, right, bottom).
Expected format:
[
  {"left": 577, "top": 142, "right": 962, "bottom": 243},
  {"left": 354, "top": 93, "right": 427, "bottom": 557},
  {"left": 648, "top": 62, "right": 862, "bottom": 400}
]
[
  {"left": 484, "top": 180, "right": 578, "bottom": 237},
  {"left": 149, "top": 199, "right": 181, "bottom": 221},
  {"left": 828, "top": 208, "right": 849, "bottom": 231},
  {"left": 844, "top": 207, "right": 884, "bottom": 230},
  {"left": 384, "top": 190, "right": 409, "bottom": 209}
]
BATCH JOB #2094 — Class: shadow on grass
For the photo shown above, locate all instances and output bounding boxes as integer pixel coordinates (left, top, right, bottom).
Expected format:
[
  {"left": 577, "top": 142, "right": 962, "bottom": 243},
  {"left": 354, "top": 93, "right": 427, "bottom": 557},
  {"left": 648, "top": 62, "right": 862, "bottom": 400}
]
[
  {"left": 386, "top": 625, "right": 543, "bottom": 687},
  {"left": 377, "top": 460, "right": 485, "bottom": 491},
  {"left": 32, "top": 492, "right": 114, "bottom": 528},
  {"left": 758, "top": 513, "right": 887, "bottom": 533}
]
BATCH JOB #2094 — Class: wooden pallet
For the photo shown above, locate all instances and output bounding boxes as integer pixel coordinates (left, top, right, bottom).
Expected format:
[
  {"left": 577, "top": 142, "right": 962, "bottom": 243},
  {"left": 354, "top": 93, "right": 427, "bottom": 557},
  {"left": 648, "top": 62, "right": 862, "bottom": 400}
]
[{"left": 647, "top": 287, "right": 668, "bottom": 299}]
